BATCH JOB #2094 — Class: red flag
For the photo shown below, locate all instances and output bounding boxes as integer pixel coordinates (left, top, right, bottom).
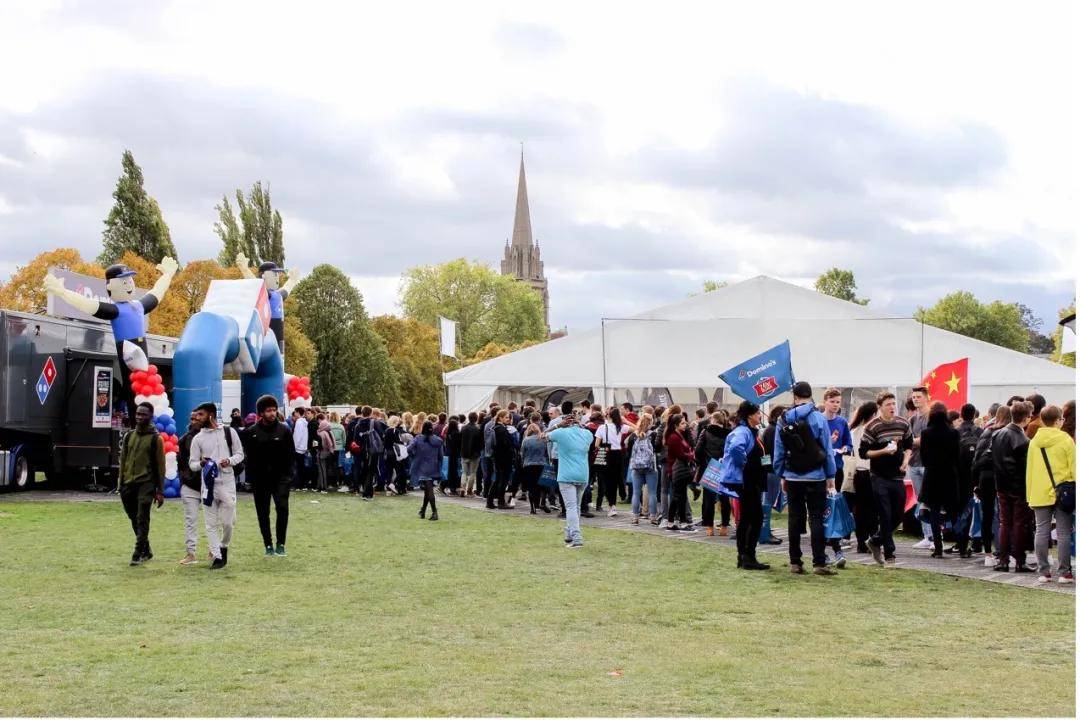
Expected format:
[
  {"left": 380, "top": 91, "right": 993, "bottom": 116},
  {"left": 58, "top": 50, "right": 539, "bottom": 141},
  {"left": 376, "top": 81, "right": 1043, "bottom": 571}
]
[{"left": 921, "top": 357, "right": 969, "bottom": 411}]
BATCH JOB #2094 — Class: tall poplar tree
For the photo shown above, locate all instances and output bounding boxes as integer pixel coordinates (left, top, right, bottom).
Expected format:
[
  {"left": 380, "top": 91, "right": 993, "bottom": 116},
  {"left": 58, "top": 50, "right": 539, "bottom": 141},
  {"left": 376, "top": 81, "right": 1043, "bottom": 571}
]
[{"left": 98, "top": 150, "right": 178, "bottom": 265}]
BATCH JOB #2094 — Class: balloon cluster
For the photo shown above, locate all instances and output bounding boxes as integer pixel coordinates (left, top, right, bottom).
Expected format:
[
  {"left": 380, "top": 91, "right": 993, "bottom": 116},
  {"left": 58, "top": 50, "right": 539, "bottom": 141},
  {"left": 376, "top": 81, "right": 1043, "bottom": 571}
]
[
  {"left": 286, "top": 375, "right": 312, "bottom": 410},
  {"left": 126, "top": 354, "right": 181, "bottom": 498}
]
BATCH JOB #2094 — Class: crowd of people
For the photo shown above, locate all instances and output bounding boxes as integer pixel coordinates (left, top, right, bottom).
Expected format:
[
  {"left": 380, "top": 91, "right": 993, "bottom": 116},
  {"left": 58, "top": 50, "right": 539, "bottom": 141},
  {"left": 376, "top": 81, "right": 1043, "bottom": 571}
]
[{"left": 114, "top": 384, "right": 1076, "bottom": 582}]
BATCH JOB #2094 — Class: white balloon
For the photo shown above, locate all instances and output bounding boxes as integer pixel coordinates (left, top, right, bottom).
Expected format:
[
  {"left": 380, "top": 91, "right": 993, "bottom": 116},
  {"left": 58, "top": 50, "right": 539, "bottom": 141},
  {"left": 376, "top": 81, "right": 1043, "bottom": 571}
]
[
  {"left": 160, "top": 407, "right": 174, "bottom": 418},
  {"left": 121, "top": 341, "right": 149, "bottom": 371},
  {"left": 164, "top": 454, "right": 178, "bottom": 479},
  {"left": 134, "top": 394, "right": 148, "bottom": 405}
]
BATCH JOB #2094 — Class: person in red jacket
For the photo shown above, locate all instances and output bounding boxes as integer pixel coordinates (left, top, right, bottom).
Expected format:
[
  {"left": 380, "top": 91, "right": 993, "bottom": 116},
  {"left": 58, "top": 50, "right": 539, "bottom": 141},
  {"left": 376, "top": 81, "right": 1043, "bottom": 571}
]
[{"left": 664, "top": 413, "right": 697, "bottom": 532}]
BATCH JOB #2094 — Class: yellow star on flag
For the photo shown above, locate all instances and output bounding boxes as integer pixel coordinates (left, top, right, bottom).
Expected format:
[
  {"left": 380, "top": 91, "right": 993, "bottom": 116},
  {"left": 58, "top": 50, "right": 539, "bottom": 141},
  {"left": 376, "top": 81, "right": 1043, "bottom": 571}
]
[{"left": 944, "top": 372, "right": 962, "bottom": 395}]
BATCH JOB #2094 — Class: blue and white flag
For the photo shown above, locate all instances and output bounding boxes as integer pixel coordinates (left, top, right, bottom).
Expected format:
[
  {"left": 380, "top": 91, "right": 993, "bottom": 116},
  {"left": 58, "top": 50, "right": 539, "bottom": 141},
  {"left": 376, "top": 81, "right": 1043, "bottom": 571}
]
[{"left": 719, "top": 340, "right": 794, "bottom": 402}]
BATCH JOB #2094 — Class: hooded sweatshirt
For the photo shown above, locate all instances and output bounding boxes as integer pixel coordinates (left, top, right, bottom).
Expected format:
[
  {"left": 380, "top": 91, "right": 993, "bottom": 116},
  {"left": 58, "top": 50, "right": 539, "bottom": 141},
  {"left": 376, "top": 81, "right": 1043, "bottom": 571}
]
[
  {"left": 188, "top": 425, "right": 245, "bottom": 486},
  {"left": 318, "top": 420, "right": 336, "bottom": 453},
  {"left": 1025, "top": 426, "right": 1076, "bottom": 508}
]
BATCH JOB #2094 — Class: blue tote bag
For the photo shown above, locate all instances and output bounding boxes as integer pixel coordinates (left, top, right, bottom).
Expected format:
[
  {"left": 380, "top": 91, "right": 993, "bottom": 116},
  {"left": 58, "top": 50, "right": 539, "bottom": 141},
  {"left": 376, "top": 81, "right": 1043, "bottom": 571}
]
[
  {"left": 538, "top": 464, "right": 559, "bottom": 490},
  {"left": 824, "top": 492, "right": 856, "bottom": 539}
]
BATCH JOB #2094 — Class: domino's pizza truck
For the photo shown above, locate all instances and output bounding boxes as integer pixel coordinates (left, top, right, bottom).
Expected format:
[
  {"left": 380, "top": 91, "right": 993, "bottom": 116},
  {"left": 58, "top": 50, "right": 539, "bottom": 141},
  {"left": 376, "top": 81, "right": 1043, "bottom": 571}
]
[{"left": 0, "top": 269, "right": 177, "bottom": 491}]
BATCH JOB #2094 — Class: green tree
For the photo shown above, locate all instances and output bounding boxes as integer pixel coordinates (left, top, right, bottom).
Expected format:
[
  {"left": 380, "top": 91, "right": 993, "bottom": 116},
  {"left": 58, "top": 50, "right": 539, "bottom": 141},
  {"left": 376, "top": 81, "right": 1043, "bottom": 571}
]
[
  {"left": 399, "top": 258, "right": 547, "bottom": 358},
  {"left": 1015, "top": 303, "right": 1055, "bottom": 355},
  {"left": 290, "top": 265, "right": 399, "bottom": 407},
  {"left": 689, "top": 279, "right": 727, "bottom": 297},
  {"left": 814, "top": 268, "right": 868, "bottom": 305},
  {"left": 98, "top": 150, "right": 178, "bottom": 265},
  {"left": 915, "top": 291, "right": 1028, "bottom": 352},
  {"left": 215, "top": 181, "right": 284, "bottom": 267},
  {"left": 1050, "top": 301, "right": 1076, "bottom": 368},
  {"left": 371, "top": 315, "right": 445, "bottom": 411}
]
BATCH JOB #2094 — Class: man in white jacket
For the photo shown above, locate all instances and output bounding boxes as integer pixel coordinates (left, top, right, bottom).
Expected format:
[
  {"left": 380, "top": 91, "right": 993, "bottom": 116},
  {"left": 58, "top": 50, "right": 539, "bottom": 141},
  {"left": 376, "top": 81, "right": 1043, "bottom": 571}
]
[{"left": 188, "top": 402, "right": 245, "bottom": 570}]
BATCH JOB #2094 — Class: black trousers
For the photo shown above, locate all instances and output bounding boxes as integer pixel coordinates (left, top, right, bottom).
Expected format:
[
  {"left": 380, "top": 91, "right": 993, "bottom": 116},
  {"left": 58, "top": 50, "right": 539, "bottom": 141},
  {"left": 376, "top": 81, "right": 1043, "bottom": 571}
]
[
  {"left": 253, "top": 478, "right": 290, "bottom": 547},
  {"left": 355, "top": 452, "right": 377, "bottom": 498},
  {"left": 851, "top": 469, "right": 877, "bottom": 548},
  {"left": 120, "top": 480, "right": 155, "bottom": 554},
  {"left": 520, "top": 464, "right": 544, "bottom": 510},
  {"left": 736, "top": 481, "right": 764, "bottom": 560},
  {"left": 601, "top": 451, "right": 623, "bottom": 508},
  {"left": 668, "top": 467, "right": 691, "bottom": 523},
  {"left": 420, "top": 479, "right": 437, "bottom": 515},
  {"left": 978, "top": 476, "right": 996, "bottom": 554},
  {"left": 786, "top": 480, "right": 827, "bottom": 567},
  {"left": 870, "top": 474, "right": 905, "bottom": 557},
  {"left": 486, "top": 461, "right": 510, "bottom": 505},
  {"left": 701, "top": 489, "right": 732, "bottom": 527}
]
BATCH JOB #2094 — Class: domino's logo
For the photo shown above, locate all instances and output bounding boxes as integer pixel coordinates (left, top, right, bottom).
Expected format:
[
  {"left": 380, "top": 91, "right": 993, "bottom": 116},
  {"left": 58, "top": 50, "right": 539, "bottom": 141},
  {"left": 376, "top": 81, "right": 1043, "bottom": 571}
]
[{"left": 36, "top": 356, "right": 57, "bottom": 405}]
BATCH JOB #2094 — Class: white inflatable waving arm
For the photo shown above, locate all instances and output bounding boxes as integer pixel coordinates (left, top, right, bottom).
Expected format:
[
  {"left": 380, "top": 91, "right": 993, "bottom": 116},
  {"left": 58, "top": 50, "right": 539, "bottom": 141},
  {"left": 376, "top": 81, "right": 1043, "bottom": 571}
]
[
  {"left": 146, "top": 256, "right": 179, "bottom": 303},
  {"left": 235, "top": 252, "right": 256, "bottom": 280},
  {"left": 43, "top": 272, "right": 101, "bottom": 315},
  {"left": 280, "top": 267, "right": 302, "bottom": 295}
]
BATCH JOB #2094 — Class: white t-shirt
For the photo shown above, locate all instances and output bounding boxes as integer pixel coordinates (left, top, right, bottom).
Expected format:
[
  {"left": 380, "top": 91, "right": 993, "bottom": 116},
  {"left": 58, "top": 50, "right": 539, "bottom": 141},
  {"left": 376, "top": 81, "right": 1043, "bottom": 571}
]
[{"left": 595, "top": 422, "right": 629, "bottom": 450}]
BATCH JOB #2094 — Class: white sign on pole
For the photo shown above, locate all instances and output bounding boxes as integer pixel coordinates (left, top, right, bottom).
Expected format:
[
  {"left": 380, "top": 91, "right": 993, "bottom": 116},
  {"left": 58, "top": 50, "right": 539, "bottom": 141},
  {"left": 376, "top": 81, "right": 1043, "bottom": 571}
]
[{"left": 439, "top": 316, "right": 457, "bottom": 358}]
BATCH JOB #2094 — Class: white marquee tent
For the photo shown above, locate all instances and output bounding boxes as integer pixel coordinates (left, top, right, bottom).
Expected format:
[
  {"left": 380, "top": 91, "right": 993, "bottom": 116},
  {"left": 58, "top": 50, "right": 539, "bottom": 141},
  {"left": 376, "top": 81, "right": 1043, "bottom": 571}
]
[{"left": 444, "top": 276, "right": 1076, "bottom": 413}]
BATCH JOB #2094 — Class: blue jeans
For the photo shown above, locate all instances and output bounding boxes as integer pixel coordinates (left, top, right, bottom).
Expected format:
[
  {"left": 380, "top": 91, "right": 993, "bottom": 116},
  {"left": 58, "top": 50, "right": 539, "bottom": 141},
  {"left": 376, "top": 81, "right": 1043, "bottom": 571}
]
[
  {"left": 907, "top": 466, "right": 932, "bottom": 539},
  {"left": 559, "top": 482, "right": 586, "bottom": 544},
  {"left": 760, "top": 472, "right": 781, "bottom": 542},
  {"left": 630, "top": 467, "right": 658, "bottom": 518}
]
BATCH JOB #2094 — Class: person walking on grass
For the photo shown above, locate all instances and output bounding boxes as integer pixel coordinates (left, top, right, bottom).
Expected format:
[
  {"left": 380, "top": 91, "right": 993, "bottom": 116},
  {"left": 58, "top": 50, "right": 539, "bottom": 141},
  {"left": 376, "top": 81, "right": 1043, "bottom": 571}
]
[
  {"left": 120, "top": 401, "right": 165, "bottom": 566},
  {"left": 1026, "top": 404, "right": 1075, "bottom": 584},
  {"left": 721, "top": 401, "right": 770, "bottom": 570},
  {"left": 773, "top": 381, "right": 837, "bottom": 575},
  {"left": 860, "top": 391, "right": 914, "bottom": 566},
  {"left": 177, "top": 410, "right": 203, "bottom": 565},
  {"left": 410, "top": 421, "right": 444, "bottom": 521},
  {"left": 188, "top": 402, "right": 245, "bottom": 570},
  {"left": 242, "top": 395, "right": 294, "bottom": 557},
  {"left": 544, "top": 413, "right": 593, "bottom": 548}
]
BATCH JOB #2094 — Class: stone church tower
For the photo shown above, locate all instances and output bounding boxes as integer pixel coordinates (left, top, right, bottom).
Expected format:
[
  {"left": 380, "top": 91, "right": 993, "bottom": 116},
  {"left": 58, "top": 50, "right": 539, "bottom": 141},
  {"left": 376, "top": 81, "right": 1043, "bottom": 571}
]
[{"left": 500, "top": 152, "right": 550, "bottom": 330}]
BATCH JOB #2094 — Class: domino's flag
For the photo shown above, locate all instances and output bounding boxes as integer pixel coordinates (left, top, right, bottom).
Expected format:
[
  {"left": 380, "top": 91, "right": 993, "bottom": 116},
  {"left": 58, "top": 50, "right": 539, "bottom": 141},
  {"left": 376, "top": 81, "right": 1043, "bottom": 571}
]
[{"left": 719, "top": 340, "right": 795, "bottom": 402}]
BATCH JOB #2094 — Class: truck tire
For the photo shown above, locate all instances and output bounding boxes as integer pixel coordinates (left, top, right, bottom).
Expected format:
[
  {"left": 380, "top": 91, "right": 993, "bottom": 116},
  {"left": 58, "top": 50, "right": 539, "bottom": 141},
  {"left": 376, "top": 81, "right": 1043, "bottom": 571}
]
[{"left": 11, "top": 454, "right": 30, "bottom": 491}]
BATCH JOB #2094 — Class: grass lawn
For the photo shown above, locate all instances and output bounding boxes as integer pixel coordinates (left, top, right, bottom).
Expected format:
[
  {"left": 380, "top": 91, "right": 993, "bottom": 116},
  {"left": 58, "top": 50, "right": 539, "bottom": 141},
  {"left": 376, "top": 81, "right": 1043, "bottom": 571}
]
[{"left": 0, "top": 493, "right": 1074, "bottom": 717}]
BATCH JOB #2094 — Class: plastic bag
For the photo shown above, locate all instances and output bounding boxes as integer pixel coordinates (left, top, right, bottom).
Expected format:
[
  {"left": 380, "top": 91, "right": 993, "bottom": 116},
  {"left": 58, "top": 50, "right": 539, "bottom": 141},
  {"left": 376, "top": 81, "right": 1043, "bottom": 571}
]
[{"left": 824, "top": 492, "right": 856, "bottom": 539}]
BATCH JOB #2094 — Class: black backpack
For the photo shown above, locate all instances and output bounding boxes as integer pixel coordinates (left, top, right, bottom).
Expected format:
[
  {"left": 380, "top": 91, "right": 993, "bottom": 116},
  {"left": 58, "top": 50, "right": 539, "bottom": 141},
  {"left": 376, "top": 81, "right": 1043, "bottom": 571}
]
[
  {"left": 224, "top": 427, "right": 246, "bottom": 475},
  {"left": 777, "top": 408, "right": 827, "bottom": 474}
]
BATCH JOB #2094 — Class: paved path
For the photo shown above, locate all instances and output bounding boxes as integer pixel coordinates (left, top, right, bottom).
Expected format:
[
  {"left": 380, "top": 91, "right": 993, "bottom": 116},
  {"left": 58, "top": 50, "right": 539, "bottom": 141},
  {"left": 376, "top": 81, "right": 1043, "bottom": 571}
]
[
  {"left": 5, "top": 490, "right": 1074, "bottom": 595},
  {"left": 438, "top": 493, "right": 1076, "bottom": 595}
]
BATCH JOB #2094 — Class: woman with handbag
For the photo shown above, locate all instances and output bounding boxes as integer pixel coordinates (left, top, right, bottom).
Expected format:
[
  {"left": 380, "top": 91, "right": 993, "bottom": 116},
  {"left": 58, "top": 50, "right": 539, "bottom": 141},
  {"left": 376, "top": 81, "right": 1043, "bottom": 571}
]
[
  {"left": 664, "top": 413, "right": 696, "bottom": 532},
  {"left": 1026, "top": 405, "right": 1075, "bottom": 584},
  {"left": 594, "top": 407, "right": 630, "bottom": 517},
  {"left": 520, "top": 423, "right": 549, "bottom": 513},
  {"left": 720, "top": 400, "right": 769, "bottom": 570},
  {"left": 695, "top": 410, "right": 732, "bottom": 536}
]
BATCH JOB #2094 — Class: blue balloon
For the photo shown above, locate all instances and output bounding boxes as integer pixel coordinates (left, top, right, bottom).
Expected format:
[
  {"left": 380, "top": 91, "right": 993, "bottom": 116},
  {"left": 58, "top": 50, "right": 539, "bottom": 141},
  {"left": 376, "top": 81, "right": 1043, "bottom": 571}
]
[
  {"left": 163, "top": 485, "right": 179, "bottom": 499},
  {"left": 166, "top": 423, "right": 177, "bottom": 435},
  {"left": 157, "top": 413, "right": 171, "bottom": 425}
]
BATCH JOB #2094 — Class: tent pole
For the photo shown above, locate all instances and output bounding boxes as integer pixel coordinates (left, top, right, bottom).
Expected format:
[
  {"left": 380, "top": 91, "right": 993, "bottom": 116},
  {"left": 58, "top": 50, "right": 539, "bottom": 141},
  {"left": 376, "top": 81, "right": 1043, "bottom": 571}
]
[{"left": 600, "top": 318, "right": 608, "bottom": 406}]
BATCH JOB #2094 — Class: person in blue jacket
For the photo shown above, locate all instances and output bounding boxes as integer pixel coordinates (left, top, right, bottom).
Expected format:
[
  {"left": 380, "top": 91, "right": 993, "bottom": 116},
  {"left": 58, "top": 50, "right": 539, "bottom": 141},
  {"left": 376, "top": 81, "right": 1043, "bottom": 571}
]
[
  {"left": 772, "top": 381, "right": 837, "bottom": 575},
  {"left": 409, "top": 421, "right": 444, "bottom": 521},
  {"left": 720, "top": 400, "right": 770, "bottom": 571}
]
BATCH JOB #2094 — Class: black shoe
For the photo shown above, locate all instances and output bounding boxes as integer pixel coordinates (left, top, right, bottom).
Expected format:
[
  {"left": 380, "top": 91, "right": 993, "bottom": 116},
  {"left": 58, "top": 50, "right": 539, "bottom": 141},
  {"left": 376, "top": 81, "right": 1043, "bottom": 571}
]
[
  {"left": 139, "top": 548, "right": 153, "bottom": 561},
  {"left": 959, "top": 550, "right": 973, "bottom": 559},
  {"left": 210, "top": 557, "right": 226, "bottom": 570},
  {"left": 541, "top": 505, "right": 551, "bottom": 514},
  {"left": 930, "top": 551, "right": 944, "bottom": 559},
  {"left": 944, "top": 545, "right": 961, "bottom": 554},
  {"left": 736, "top": 554, "right": 745, "bottom": 568},
  {"left": 429, "top": 513, "right": 439, "bottom": 521},
  {"left": 581, "top": 511, "right": 595, "bottom": 518},
  {"left": 220, "top": 547, "right": 228, "bottom": 566},
  {"left": 868, "top": 539, "right": 884, "bottom": 566},
  {"left": 419, "top": 509, "right": 426, "bottom": 519},
  {"left": 742, "top": 560, "right": 771, "bottom": 570},
  {"left": 558, "top": 512, "right": 566, "bottom": 519},
  {"left": 485, "top": 503, "right": 496, "bottom": 509},
  {"left": 763, "top": 535, "right": 783, "bottom": 545},
  {"left": 856, "top": 543, "right": 869, "bottom": 554},
  {"left": 130, "top": 551, "right": 143, "bottom": 566}
]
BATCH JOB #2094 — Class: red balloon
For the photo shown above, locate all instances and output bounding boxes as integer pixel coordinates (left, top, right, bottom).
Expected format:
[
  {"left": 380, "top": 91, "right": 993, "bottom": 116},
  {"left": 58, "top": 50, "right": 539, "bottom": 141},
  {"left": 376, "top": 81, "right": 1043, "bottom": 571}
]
[
  {"left": 131, "top": 370, "right": 146, "bottom": 383},
  {"left": 156, "top": 385, "right": 166, "bottom": 396},
  {"left": 133, "top": 383, "right": 146, "bottom": 396},
  {"left": 146, "top": 364, "right": 157, "bottom": 374}
]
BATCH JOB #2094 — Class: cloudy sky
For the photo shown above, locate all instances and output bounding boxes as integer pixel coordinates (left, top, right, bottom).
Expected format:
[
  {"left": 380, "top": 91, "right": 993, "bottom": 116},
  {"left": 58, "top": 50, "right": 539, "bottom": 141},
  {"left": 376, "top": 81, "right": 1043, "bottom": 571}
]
[{"left": 1, "top": 1, "right": 1075, "bottom": 335}]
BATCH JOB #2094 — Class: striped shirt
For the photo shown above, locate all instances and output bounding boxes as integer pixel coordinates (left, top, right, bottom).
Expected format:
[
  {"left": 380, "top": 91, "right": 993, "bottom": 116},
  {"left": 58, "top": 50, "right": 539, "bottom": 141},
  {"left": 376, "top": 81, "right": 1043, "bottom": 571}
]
[{"left": 859, "top": 416, "right": 913, "bottom": 479}]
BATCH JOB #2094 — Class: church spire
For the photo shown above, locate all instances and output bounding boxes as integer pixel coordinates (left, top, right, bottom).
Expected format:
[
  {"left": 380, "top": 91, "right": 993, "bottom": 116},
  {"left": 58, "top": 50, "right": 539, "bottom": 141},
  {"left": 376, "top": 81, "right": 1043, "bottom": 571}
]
[{"left": 511, "top": 149, "right": 533, "bottom": 249}]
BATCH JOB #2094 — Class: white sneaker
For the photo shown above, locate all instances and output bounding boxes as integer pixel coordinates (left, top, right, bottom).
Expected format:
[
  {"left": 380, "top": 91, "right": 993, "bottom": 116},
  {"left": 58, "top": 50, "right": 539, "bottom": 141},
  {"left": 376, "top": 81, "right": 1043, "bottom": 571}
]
[
  {"left": 984, "top": 555, "right": 997, "bottom": 567},
  {"left": 608, "top": 508, "right": 618, "bottom": 517},
  {"left": 1037, "top": 574, "right": 1053, "bottom": 584},
  {"left": 387, "top": 483, "right": 396, "bottom": 494},
  {"left": 912, "top": 539, "right": 934, "bottom": 550},
  {"left": 337, "top": 486, "right": 348, "bottom": 493},
  {"left": 507, "top": 498, "right": 516, "bottom": 508}
]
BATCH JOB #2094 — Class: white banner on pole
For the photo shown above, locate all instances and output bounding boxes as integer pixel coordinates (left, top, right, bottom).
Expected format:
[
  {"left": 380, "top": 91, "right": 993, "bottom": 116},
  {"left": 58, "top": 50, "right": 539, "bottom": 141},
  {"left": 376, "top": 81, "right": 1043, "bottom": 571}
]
[{"left": 439, "top": 316, "right": 457, "bottom": 358}]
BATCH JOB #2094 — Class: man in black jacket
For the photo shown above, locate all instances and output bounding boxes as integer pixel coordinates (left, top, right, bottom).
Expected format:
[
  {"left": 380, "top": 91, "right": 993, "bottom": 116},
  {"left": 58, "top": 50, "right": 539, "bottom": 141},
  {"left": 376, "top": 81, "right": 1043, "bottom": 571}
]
[
  {"left": 460, "top": 412, "right": 484, "bottom": 496},
  {"left": 991, "top": 401, "right": 1033, "bottom": 572},
  {"left": 244, "top": 395, "right": 295, "bottom": 556},
  {"left": 177, "top": 411, "right": 203, "bottom": 565}
]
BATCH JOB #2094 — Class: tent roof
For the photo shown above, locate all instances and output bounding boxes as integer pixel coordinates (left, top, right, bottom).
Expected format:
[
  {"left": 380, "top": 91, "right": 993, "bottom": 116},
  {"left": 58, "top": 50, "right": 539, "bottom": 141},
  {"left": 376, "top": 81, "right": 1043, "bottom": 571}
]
[{"left": 445, "top": 276, "right": 1075, "bottom": 391}]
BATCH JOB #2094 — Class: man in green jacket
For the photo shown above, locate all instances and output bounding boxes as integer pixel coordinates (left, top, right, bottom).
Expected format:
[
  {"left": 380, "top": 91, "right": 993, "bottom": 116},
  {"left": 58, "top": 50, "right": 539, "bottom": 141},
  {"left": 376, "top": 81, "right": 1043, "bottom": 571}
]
[{"left": 120, "top": 401, "right": 165, "bottom": 566}]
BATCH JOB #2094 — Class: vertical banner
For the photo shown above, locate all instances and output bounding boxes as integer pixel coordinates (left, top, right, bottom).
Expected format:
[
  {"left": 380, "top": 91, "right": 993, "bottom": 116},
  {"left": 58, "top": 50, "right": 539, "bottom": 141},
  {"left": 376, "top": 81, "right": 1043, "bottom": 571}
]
[
  {"left": 93, "top": 365, "right": 114, "bottom": 429},
  {"left": 439, "top": 316, "right": 457, "bottom": 358}
]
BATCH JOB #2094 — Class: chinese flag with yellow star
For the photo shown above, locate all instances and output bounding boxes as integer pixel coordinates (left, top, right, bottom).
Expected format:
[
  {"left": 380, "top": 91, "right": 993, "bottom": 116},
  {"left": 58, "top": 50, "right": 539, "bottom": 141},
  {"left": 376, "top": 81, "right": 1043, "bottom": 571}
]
[{"left": 921, "top": 358, "right": 969, "bottom": 411}]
